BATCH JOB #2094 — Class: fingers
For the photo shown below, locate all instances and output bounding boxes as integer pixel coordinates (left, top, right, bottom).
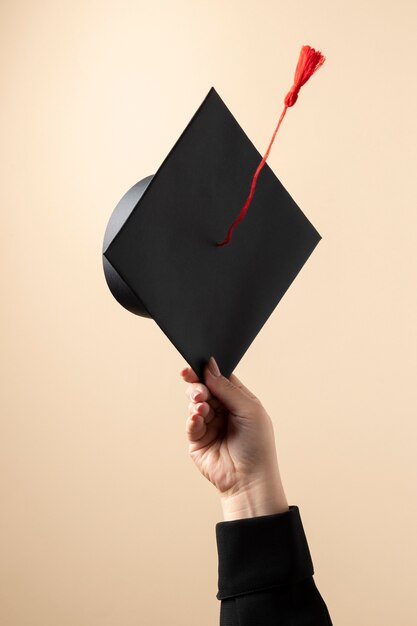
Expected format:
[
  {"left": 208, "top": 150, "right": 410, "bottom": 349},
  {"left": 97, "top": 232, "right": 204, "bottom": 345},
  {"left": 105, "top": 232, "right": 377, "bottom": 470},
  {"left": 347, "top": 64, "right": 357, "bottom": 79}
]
[
  {"left": 181, "top": 365, "right": 220, "bottom": 407},
  {"left": 185, "top": 409, "right": 225, "bottom": 447},
  {"left": 180, "top": 364, "right": 257, "bottom": 400},
  {"left": 184, "top": 379, "right": 223, "bottom": 413},
  {"left": 180, "top": 366, "right": 212, "bottom": 401},
  {"left": 180, "top": 364, "right": 253, "bottom": 413},
  {"left": 187, "top": 400, "right": 216, "bottom": 423},
  {"left": 185, "top": 382, "right": 211, "bottom": 402},
  {"left": 185, "top": 413, "right": 208, "bottom": 443},
  {"left": 180, "top": 366, "right": 200, "bottom": 383},
  {"left": 182, "top": 364, "right": 227, "bottom": 447}
]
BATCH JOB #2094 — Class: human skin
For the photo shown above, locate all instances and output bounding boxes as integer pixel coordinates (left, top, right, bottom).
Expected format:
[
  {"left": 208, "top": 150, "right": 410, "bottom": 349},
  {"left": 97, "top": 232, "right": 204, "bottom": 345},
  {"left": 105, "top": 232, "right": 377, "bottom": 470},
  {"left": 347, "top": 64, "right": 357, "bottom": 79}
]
[{"left": 181, "top": 356, "right": 289, "bottom": 521}]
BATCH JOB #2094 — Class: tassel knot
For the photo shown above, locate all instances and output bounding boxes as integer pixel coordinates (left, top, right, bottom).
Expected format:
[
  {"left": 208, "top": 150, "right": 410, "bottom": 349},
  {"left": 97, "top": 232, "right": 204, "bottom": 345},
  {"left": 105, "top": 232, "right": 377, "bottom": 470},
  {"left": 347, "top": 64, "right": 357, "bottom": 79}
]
[
  {"left": 284, "top": 45, "right": 326, "bottom": 108},
  {"left": 284, "top": 87, "right": 299, "bottom": 107}
]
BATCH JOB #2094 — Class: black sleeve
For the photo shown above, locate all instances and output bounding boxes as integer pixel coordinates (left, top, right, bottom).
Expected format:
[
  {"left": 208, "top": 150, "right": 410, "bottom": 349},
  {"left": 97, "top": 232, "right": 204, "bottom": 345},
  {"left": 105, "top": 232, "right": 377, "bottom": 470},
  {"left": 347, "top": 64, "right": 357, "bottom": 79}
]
[{"left": 215, "top": 505, "right": 333, "bottom": 626}]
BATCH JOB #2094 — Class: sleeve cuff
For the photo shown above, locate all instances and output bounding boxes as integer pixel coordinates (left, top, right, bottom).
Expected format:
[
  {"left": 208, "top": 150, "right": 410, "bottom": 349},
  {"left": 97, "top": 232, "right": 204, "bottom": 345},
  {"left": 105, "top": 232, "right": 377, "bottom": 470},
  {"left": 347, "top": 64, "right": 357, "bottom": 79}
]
[{"left": 215, "top": 505, "right": 314, "bottom": 600}]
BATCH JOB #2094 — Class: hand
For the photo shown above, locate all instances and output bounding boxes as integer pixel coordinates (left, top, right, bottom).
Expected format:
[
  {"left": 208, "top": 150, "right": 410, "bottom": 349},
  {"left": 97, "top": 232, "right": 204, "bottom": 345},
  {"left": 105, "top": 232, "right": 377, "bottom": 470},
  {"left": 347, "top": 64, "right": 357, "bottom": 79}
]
[{"left": 181, "top": 356, "right": 289, "bottom": 520}]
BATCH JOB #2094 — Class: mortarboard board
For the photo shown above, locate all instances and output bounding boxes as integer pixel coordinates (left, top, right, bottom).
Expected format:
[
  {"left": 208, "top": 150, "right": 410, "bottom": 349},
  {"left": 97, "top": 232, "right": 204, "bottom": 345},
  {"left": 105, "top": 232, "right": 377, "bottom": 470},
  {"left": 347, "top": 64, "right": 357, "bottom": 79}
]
[{"left": 103, "top": 46, "right": 325, "bottom": 381}]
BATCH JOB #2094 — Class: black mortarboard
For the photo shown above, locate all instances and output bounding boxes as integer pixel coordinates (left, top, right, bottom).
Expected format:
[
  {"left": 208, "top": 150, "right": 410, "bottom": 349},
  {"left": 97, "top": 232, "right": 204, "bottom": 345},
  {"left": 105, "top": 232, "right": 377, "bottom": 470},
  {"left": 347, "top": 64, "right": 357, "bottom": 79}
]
[{"left": 103, "top": 47, "right": 325, "bottom": 381}]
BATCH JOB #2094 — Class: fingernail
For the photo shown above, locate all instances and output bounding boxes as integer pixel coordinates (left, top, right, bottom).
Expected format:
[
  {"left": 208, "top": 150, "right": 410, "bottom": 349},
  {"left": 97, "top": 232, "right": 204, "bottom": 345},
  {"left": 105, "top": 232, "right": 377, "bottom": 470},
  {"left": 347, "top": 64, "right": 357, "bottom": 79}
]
[
  {"left": 208, "top": 356, "right": 221, "bottom": 377},
  {"left": 192, "top": 390, "right": 200, "bottom": 401}
]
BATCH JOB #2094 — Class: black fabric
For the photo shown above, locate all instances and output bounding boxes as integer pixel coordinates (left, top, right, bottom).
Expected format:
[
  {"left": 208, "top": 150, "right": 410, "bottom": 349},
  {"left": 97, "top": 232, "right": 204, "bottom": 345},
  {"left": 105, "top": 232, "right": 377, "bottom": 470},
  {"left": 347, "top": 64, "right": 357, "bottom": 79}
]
[
  {"left": 215, "top": 506, "right": 333, "bottom": 625},
  {"left": 103, "top": 87, "right": 321, "bottom": 381}
]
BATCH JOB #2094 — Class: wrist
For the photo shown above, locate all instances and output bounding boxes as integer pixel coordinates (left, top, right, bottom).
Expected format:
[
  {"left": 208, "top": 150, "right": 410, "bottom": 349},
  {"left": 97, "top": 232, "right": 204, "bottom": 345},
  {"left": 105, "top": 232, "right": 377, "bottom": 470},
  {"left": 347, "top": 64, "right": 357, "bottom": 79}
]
[{"left": 219, "top": 477, "right": 289, "bottom": 521}]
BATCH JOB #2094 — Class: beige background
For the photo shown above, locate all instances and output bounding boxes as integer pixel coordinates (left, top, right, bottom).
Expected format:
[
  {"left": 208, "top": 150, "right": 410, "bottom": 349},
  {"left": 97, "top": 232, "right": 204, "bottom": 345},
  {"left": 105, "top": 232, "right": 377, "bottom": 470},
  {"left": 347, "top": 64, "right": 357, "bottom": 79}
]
[{"left": 1, "top": 1, "right": 416, "bottom": 624}]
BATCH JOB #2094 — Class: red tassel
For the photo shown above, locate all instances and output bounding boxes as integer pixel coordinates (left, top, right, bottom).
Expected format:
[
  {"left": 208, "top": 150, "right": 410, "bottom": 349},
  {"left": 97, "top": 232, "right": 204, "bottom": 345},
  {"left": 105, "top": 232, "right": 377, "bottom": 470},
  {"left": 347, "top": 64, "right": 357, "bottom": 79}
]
[
  {"left": 217, "top": 45, "right": 325, "bottom": 247},
  {"left": 284, "top": 45, "right": 326, "bottom": 107}
]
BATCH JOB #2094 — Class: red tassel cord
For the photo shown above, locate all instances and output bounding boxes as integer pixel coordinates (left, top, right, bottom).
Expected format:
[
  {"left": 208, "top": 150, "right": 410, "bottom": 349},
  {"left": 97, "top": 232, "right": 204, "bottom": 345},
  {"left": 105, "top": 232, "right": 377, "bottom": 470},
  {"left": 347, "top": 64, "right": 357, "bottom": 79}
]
[{"left": 216, "top": 45, "right": 326, "bottom": 247}]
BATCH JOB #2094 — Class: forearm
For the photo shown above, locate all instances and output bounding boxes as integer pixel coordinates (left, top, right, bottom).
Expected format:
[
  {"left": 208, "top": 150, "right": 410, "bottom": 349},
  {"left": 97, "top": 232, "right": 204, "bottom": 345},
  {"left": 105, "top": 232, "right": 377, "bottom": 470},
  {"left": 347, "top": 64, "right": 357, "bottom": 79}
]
[{"left": 220, "top": 470, "right": 289, "bottom": 521}]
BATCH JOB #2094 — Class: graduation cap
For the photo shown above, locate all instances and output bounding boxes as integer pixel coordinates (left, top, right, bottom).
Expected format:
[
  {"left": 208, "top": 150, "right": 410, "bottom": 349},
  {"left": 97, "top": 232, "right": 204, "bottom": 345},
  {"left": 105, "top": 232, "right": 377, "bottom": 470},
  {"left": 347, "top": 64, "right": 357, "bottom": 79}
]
[{"left": 103, "top": 45, "right": 325, "bottom": 381}]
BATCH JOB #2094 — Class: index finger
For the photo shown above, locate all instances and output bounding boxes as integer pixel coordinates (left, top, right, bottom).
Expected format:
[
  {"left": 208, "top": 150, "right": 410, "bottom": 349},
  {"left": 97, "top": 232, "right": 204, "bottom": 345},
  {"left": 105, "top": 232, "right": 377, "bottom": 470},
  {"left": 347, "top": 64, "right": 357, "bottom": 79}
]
[
  {"left": 179, "top": 366, "right": 200, "bottom": 383},
  {"left": 180, "top": 365, "right": 224, "bottom": 411},
  {"left": 181, "top": 366, "right": 209, "bottom": 400}
]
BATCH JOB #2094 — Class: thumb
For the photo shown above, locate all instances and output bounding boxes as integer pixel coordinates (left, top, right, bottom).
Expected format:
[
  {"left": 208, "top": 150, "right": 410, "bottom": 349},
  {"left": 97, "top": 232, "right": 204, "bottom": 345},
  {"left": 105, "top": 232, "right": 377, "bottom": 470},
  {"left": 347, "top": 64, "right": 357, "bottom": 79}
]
[{"left": 203, "top": 356, "right": 253, "bottom": 415}]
